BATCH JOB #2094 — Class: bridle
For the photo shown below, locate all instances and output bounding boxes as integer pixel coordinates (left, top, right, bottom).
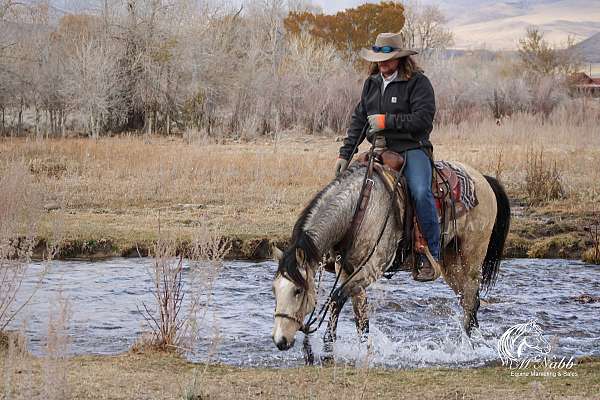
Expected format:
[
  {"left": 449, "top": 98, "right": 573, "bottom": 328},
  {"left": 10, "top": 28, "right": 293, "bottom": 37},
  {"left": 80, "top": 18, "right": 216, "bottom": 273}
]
[
  {"left": 273, "top": 271, "right": 316, "bottom": 333},
  {"left": 273, "top": 133, "right": 403, "bottom": 337},
  {"left": 273, "top": 312, "right": 305, "bottom": 331}
]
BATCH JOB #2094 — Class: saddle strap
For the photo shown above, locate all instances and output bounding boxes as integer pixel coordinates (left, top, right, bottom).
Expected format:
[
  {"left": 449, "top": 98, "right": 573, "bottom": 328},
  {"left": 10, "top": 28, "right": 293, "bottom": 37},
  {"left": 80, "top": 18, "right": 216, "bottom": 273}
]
[{"left": 336, "top": 151, "right": 376, "bottom": 273}]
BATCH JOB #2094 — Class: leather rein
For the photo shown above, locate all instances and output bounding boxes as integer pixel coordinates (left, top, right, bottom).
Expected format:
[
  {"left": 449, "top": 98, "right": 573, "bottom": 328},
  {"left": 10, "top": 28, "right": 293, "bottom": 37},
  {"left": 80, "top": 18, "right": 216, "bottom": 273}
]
[{"left": 298, "top": 132, "right": 404, "bottom": 335}]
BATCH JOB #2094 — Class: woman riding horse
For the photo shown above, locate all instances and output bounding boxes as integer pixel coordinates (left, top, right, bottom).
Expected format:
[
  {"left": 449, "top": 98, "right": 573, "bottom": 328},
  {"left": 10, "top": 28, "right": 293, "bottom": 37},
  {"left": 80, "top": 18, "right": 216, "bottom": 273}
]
[
  {"left": 271, "top": 32, "right": 510, "bottom": 360},
  {"left": 334, "top": 32, "right": 440, "bottom": 282}
]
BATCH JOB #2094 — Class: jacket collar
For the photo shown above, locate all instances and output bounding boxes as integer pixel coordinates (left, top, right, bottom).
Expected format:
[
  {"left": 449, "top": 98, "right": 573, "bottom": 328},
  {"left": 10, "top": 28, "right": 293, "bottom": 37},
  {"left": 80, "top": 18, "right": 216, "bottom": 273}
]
[{"left": 369, "top": 70, "right": 411, "bottom": 84}]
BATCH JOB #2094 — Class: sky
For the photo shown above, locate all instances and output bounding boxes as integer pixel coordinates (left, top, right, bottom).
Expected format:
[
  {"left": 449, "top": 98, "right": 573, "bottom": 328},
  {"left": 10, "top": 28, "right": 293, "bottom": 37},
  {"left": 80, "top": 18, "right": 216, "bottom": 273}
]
[{"left": 312, "top": 0, "right": 367, "bottom": 14}]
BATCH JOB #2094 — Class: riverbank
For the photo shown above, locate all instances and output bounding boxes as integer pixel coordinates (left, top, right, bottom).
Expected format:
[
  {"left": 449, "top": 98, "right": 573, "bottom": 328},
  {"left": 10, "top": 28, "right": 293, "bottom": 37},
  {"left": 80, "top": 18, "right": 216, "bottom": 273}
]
[
  {"left": 2, "top": 115, "right": 598, "bottom": 262},
  {"left": 29, "top": 204, "right": 598, "bottom": 261},
  {"left": 1, "top": 348, "right": 599, "bottom": 400}
]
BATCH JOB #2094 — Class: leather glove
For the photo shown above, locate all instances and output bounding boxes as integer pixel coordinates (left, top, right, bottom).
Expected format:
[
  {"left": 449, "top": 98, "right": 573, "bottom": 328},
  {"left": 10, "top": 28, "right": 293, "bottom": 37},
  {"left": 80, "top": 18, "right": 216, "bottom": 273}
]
[{"left": 334, "top": 157, "right": 349, "bottom": 177}]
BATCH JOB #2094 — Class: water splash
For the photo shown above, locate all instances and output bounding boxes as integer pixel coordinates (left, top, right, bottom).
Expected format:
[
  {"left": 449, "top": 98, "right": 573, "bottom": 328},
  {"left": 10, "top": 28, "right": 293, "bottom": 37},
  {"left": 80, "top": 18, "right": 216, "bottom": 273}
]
[{"left": 10, "top": 258, "right": 600, "bottom": 368}]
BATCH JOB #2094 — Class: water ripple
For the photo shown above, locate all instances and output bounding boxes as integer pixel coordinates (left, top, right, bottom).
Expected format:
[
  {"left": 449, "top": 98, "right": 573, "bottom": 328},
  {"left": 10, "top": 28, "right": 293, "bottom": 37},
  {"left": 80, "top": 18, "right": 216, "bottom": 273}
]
[{"left": 9, "top": 258, "right": 600, "bottom": 368}]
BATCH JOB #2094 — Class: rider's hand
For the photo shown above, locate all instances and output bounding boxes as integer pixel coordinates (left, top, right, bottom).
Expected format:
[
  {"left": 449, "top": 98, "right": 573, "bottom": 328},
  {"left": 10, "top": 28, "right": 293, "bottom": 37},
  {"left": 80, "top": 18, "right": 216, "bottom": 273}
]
[
  {"left": 334, "top": 157, "right": 349, "bottom": 177},
  {"left": 367, "top": 114, "right": 386, "bottom": 134}
]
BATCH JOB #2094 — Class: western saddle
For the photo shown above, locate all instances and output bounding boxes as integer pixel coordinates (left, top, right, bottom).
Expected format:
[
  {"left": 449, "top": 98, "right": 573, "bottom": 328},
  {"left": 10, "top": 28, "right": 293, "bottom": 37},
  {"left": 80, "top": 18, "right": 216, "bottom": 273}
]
[{"left": 348, "top": 147, "right": 468, "bottom": 278}]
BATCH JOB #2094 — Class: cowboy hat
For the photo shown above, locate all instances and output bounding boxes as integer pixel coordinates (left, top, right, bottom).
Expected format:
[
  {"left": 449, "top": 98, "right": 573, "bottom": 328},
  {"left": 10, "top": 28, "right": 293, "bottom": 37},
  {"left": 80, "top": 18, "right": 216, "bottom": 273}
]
[{"left": 359, "top": 32, "right": 418, "bottom": 62}]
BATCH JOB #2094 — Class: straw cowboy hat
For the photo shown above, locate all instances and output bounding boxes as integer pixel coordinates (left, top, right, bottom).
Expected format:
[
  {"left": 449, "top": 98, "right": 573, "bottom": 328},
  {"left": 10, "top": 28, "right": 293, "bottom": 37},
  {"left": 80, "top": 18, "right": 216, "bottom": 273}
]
[{"left": 359, "top": 32, "right": 418, "bottom": 62}]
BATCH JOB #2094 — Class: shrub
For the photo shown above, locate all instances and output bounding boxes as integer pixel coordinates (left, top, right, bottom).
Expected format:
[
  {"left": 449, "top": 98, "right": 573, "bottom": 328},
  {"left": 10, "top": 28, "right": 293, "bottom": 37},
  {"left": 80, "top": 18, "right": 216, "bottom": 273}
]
[
  {"left": 524, "top": 148, "right": 565, "bottom": 205},
  {"left": 0, "top": 162, "right": 43, "bottom": 331},
  {"left": 138, "top": 222, "right": 230, "bottom": 353},
  {"left": 582, "top": 223, "right": 600, "bottom": 265}
]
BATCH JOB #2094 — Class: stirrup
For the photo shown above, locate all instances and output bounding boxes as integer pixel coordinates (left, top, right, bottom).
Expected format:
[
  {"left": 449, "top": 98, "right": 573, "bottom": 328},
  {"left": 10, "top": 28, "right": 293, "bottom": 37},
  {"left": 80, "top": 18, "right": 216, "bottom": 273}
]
[{"left": 414, "top": 247, "right": 441, "bottom": 282}]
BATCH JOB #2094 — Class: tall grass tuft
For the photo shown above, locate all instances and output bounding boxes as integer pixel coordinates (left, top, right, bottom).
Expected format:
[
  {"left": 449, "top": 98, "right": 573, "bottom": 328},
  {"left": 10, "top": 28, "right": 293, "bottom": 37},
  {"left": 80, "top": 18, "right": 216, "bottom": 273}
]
[
  {"left": 139, "top": 234, "right": 186, "bottom": 351},
  {"left": 1, "top": 162, "right": 43, "bottom": 332},
  {"left": 138, "top": 220, "right": 230, "bottom": 353},
  {"left": 524, "top": 148, "right": 565, "bottom": 205},
  {"left": 42, "top": 290, "right": 72, "bottom": 400},
  {"left": 582, "top": 222, "right": 600, "bottom": 265}
]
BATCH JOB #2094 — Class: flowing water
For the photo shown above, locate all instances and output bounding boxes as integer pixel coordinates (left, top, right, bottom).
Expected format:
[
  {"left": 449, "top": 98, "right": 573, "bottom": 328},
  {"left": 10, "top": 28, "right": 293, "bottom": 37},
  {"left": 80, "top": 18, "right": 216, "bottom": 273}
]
[{"left": 9, "top": 258, "right": 600, "bottom": 368}]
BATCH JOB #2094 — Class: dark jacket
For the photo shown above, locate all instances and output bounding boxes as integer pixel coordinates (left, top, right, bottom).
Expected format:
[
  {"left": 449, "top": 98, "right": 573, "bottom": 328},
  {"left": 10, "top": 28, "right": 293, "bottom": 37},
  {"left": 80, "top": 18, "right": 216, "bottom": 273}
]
[{"left": 339, "top": 70, "right": 436, "bottom": 160}]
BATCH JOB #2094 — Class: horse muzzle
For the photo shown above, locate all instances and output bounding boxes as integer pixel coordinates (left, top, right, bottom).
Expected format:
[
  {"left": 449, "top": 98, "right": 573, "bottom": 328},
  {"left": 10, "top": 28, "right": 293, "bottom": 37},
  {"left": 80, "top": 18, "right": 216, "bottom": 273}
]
[{"left": 273, "top": 334, "right": 295, "bottom": 351}]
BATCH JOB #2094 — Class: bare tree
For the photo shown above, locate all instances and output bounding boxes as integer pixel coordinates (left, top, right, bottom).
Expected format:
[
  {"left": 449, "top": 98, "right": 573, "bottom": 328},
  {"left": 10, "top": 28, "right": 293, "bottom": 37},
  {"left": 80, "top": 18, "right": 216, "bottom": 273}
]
[
  {"left": 62, "top": 36, "right": 122, "bottom": 138},
  {"left": 518, "top": 26, "right": 581, "bottom": 78},
  {"left": 401, "top": 1, "right": 453, "bottom": 52}
]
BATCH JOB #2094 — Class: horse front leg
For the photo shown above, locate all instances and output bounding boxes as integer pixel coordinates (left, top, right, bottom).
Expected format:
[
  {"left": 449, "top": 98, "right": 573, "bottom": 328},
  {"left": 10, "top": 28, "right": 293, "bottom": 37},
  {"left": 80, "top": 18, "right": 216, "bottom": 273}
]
[
  {"left": 351, "top": 288, "right": 369, "bottom": 343},
  {"left": 322, "top": 293, "right": 348, "bottom": 364}
]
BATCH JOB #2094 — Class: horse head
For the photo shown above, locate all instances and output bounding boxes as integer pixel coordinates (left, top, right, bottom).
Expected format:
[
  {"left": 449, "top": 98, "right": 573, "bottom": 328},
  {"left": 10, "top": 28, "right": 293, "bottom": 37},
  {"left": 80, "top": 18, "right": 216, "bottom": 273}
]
[
  {"left": 517, "top": 321, "right": 551, "bottom": 358},
  {"left": 271, "top": 244, "right": 317, "bottom": 351}
]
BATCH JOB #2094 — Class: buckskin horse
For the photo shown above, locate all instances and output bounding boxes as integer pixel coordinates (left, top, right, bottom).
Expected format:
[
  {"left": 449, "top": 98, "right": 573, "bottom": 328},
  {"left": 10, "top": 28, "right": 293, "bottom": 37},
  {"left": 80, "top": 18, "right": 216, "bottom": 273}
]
[{"left": 271, "top": 150, "right": 510, "bottom": 362}]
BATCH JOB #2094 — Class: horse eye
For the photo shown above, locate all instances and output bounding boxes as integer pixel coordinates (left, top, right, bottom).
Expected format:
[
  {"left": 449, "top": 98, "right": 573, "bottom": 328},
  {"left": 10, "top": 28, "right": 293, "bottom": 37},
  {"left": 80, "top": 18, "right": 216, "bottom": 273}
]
[{"left": 294, "top": 288, "right": 303, "bottom": 296}]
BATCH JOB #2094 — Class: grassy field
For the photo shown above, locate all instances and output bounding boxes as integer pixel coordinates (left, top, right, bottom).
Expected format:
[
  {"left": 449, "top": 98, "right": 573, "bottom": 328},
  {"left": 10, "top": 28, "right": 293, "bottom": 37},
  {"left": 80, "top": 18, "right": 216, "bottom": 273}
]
[
  {"left": 1, "top": 347, "right": 599, "bottom": 400},
  {"left": 1, "top": 112, "right": 599, "bottom": 260}
]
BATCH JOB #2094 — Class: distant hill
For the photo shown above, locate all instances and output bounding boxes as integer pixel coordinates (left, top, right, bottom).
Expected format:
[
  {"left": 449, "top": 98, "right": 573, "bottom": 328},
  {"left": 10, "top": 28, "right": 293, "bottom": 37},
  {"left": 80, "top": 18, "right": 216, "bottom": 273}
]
[
  {"left": 573, "top": 32, "right": 600, "bottom": 63},
  {"left": 431, "top": 0, "right": 600, "bottom": 50}
]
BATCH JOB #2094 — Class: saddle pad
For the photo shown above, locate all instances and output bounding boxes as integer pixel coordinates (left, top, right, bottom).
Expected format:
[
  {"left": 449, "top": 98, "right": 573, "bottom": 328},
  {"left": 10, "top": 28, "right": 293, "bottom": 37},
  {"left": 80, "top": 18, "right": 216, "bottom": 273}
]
[{"left": 433, "top": 160, "right": 478, "bottom": 213}]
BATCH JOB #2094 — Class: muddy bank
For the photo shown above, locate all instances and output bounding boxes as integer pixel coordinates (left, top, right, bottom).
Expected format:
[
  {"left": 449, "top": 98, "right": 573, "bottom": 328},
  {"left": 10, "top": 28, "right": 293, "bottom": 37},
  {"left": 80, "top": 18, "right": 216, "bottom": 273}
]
[
  {"left": 31, "top": 235, "right": 289, "bottom": 261},
  {"left": 31, "top": 217, "right": 597, "bottom": 263},
  {"left": 1, "top": 348, "right": 599, "bottom": 400},
  {"left": 30, "top": 230, "right": 593, "bottom": 262}
]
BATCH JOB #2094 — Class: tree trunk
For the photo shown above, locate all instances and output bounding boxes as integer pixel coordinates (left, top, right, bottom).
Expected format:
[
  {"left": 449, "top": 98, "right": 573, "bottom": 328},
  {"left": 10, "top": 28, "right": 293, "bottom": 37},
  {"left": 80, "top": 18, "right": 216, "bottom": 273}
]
[
  {"left": 90, "top": 114, "right": 95, "bottom": 139},
  {"left": 61, "top": 109, "right": 66, "bottom": 138},
  {"left": 35, "top": 107, "right": 40, "bottom": 140},
  {"left": 17, "top": 99, "right": 23, "bottom": 137}
]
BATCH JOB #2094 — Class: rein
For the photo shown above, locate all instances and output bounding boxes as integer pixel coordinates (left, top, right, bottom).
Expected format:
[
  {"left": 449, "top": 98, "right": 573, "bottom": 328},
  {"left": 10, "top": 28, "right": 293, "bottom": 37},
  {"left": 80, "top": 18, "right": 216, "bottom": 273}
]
[{"left": 300, "top": 134, "right": 404, "bottom": 335}]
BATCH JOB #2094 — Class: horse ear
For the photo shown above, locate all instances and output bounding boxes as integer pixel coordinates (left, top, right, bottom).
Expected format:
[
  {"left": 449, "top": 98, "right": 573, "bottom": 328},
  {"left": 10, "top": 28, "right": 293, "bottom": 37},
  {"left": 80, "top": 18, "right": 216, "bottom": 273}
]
[
  {"left": 295, "top": 247, "right": 306, "bottom": 267},
  {"left": 271, "top": 245, "right": 283, "bottom": 262}
]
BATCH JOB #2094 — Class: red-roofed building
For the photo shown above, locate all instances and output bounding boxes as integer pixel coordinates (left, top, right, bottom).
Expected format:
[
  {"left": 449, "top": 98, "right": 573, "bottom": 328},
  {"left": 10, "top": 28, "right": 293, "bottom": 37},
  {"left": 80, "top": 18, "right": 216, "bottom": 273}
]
[{"left": 569, "top": 72, "right": 600, "bottom": 96}]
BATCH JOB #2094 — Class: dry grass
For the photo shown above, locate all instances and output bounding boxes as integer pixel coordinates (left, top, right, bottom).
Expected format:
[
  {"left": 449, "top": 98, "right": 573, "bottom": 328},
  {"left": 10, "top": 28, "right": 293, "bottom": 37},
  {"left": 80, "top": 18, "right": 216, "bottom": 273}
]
[
  {"left": 582, "top": 222, "right": 600, "bottom": 264},
  {"left": 0, "top": 350, "right": 598, "bottom": 399},
  {"left": 0, "top": 163, "right": 55, "bottom": 332},
  {"left": 0, "top": 112, "right": 599, "bottom": 256},
  {"left": 524, "top": 148, "right": 565, "bottom": 205}
]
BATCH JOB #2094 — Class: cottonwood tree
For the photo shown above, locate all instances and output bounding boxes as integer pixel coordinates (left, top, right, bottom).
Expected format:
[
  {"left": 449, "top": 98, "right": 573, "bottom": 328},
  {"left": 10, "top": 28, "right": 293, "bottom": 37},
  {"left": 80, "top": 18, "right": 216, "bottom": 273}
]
[
  {"left": 402, "top": 1, "right": 453, "bottom": 52},
  {"left": 62, "top": 37, "right": 122, "bottom": 138},
  {"left": 284, "top": 2, "right": 406, "bottom": 57}
]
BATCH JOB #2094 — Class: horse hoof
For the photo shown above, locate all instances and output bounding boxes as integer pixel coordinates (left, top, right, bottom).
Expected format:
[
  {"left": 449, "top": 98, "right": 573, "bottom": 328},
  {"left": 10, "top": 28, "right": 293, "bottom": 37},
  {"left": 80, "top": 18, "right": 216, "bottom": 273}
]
[{"left": 320, "top": 354, "right": 335, "bottom": 366}]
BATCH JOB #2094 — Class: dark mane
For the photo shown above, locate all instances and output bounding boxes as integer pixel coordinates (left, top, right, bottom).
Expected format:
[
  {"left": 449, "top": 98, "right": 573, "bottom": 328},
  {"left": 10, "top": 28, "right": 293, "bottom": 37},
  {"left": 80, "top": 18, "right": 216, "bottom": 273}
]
[{"left": 277, "top": 232, "right": 320, "bottom": 288}]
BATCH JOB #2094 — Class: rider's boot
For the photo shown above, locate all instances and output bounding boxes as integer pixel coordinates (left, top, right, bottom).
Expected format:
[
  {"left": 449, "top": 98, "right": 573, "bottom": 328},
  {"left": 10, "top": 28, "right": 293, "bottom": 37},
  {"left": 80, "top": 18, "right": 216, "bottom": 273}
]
[{"left": 414, "top": 246, "right": 441, "bottom": 282}]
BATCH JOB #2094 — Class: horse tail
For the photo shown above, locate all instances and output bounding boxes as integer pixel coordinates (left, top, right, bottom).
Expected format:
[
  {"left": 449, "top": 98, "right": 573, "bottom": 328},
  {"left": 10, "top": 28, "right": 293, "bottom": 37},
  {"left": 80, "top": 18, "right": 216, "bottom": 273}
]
[{"left": 481, "top": 175, "right": 511, "bottom": 292}]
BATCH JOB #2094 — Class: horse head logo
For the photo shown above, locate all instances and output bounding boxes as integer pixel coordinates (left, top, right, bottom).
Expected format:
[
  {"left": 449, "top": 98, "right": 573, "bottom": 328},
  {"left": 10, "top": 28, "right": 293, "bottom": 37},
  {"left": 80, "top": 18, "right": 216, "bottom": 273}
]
[{"left": 497, "top": 320, "right": 551, "bottom": 366}]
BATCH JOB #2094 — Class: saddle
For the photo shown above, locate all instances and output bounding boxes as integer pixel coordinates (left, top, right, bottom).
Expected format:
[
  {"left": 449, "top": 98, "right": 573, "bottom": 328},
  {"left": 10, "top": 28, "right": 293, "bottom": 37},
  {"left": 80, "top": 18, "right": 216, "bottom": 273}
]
[
  {"left": 355, "top": 150, "right": 470, "bottom": 221},
  {"left": 352, "top": 149, "right": 478, "bottom": 276}
]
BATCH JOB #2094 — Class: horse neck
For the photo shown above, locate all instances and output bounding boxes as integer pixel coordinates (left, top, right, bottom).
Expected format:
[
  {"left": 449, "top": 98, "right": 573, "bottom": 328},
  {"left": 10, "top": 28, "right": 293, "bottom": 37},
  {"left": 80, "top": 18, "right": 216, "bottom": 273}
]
[{"left": 300, "top": 168, "right": 364, "bottom": 256}]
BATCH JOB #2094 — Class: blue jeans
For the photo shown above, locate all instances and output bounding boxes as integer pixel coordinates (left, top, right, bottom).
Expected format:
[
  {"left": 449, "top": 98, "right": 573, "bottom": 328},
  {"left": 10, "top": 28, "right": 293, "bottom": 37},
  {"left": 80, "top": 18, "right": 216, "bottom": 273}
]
[{"left": 403, "top": 148, "right": 441, "bottom": 260}]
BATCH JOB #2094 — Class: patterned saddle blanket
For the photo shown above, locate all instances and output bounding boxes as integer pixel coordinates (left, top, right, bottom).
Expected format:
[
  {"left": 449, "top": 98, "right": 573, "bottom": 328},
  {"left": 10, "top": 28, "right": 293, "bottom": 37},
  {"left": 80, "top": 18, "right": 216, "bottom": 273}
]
[
  {"left": 356, "top": 151, "right": 479, "bottom": 224},
  {"left": 432, "top": 160, "right": 478, "bottom": 220}
]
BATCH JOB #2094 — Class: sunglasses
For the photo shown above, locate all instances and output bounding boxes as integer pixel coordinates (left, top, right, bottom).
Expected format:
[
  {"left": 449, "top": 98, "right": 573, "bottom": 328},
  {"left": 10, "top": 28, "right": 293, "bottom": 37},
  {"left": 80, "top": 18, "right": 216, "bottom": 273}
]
[{"left": 372, "top": 45, "right": 398, "bottom": 53}]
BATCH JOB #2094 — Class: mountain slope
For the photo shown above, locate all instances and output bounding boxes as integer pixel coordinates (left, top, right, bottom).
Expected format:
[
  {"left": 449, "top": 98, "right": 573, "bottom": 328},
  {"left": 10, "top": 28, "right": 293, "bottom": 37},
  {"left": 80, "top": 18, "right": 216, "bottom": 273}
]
[
  {"left": 573, "top": 32, "right": 600, "bottom": 63},
  {"left": 433, "top": 0, "right": 600, "bottom": 50}
]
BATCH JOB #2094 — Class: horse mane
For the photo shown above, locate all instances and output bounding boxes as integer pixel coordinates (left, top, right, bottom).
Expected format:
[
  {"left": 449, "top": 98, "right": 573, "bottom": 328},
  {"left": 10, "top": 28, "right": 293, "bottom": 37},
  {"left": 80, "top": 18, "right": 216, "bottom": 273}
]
[
  {"left": 277, "top": 166, "right": 359, "bottom": 288},
  {"left": 277, "top": 232, "right": 319, "bottom": 289}
]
